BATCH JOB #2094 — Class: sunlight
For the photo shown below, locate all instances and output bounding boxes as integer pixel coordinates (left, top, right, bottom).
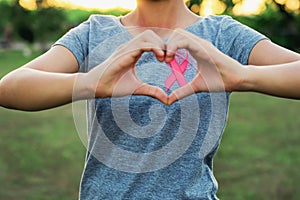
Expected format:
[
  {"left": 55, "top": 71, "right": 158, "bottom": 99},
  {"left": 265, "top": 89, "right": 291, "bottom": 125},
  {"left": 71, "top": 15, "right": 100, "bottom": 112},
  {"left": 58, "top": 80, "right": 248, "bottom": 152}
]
[
  {"left": 200, "top": 0, "right": 226, "bottom": 16},
  {"left": 275, "top": 0, "right": 300, "bottom": 11},
  {"left": 66, "top": 0, "right": 136, "bottom": 10},
  {"left": 285, "top": 0, "right": 300, "bottom": 11},
  {"left": 275, "top": 0, "right": 286, "bottom": 4},
  {"left": 19, "top": 0, "right": 136, "bottom": 10},
  {"left": 19, "top": 0, "right": 37, "bottom": 10},
  {"left": 19, "top": 0, "right": 299, "bottom": 16},
  {"left": 233, "top": 0, "right": 266, "bottom": 16}
]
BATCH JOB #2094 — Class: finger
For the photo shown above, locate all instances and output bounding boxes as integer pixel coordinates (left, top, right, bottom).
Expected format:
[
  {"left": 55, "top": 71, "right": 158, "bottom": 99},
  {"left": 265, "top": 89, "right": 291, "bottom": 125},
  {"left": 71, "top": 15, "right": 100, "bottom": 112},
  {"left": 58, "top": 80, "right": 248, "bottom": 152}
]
[
  {"left": 114, "top": 44, "right": 164, "bottom": 68},
  {"left": 132, "top": 30, "right": 166, "bottom": 61},
  {"left": 134, "top": 42, "right": 165, "bottom": 61},
  {"left": 110, "top": 30, "right": 165, "bottom": 65},
  {"left": 165, "top": 29, "right": 192, "bottom": 62},
  {"left": 167, "top": 83, "right": 196, "bottom": 105},
  {"left": 107, "top": 45, "right": 164, "bottom": 73},
  {"left": 134, "top": 84, "right": 169, "bottom": 105},
  {"left": 164, "top": 30, "right": 181, "bottom": 63},
  {"left": 165, "top": 29, "right": 210, "bottom": 64}
]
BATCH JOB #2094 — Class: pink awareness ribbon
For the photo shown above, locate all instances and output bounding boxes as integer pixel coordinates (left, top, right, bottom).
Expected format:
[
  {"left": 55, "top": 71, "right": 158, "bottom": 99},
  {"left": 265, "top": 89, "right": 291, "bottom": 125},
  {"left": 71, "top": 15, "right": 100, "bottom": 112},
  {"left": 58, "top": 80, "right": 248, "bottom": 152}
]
[{"left": 165, "top": 52, "right": 189, "bottom": 92}]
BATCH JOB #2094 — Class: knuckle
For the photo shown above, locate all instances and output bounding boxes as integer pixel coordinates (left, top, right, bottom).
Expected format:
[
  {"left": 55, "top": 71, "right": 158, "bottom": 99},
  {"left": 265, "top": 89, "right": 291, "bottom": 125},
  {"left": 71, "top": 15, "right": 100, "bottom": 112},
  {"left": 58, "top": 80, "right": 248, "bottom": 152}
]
[
  {"left": 173, "top": 28, "right": 184, "bottom": 35},
  {"left": 173, "top": 28, "right": 182, "bottom": 32},
  {"left": 140, "top": 30, "right": 155, "bottom": 40},
  {"left": 143, "top": 29, "right": 155, "bottom": 36},
  {"left": 147, "top": 86, "right": 155, "bottom": 96}
]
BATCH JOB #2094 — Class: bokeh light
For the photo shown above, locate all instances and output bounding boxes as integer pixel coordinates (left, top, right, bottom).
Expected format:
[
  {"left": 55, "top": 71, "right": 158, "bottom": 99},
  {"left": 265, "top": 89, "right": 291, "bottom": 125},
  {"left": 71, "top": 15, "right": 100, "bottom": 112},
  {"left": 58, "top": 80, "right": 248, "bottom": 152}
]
[
  {"left": 67, "top": 0, "right": 136, "bottom": 10},
  {"left": 17, "top": 0, "right": 300, "bottom": 15},
  {"left": 233, "top": 0, "right": 266, "bottom": 16},
  {"left": 200, "top": 0, "right": 226, "bottom": 16}
]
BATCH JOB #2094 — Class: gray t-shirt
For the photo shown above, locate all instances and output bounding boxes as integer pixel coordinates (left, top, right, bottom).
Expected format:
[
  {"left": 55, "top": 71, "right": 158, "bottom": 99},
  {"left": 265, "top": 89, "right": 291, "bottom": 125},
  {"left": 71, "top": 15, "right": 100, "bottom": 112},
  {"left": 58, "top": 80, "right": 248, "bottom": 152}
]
[{"left": 55, "top": 14, "right": 266, "bottom": 200}]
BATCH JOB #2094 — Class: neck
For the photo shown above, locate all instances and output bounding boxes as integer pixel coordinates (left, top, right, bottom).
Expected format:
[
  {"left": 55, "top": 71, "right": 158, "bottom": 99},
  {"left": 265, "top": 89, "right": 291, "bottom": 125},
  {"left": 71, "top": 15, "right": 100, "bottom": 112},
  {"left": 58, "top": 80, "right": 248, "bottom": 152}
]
[{"left": 122, "top": 0, "right": 198, "bottom": 29}]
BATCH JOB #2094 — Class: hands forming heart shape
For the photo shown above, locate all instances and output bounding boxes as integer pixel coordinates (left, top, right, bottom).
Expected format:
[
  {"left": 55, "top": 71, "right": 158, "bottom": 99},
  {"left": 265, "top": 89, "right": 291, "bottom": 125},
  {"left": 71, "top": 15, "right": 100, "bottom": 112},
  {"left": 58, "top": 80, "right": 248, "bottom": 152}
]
[{"left": 85, "top": 29, "right": 244, "bottom": 105}]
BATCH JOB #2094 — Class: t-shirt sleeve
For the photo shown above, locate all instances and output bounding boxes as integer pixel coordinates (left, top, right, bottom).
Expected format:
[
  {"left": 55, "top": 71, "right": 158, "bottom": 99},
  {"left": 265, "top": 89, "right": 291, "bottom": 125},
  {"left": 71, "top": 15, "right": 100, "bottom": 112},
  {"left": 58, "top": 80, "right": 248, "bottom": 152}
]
[
  {"left": 216, "top": 16, "right": 268, "bottom": 65},
  {"left": 54, "top": 19, "right": 90, "bottom": 71}
]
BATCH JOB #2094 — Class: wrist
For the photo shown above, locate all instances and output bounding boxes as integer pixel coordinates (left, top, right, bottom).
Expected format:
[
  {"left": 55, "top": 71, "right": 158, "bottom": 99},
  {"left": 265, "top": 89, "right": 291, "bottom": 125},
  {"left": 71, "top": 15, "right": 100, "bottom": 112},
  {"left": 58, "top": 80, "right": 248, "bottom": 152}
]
[
  {"left": 238, "top": 65, "right": 258, "bottom": 92},
  {"left": 72, "top": 72, "right": 95, "bottom": 101}
]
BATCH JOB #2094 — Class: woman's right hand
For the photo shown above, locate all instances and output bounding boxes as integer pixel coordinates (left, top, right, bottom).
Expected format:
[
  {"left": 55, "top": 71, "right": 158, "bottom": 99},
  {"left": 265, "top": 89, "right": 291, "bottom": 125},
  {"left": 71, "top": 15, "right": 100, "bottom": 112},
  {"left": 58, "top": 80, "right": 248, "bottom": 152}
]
[{"left": 81, "top": 30, "right": 168, "bottom": 104}]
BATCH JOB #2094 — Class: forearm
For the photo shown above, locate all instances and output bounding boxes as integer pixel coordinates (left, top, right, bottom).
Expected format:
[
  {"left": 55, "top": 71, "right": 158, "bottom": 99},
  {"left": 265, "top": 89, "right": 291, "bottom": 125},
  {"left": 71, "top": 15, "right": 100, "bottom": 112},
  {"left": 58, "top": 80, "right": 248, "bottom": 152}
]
[
  {"left": 0, "top": 68, "right": 89, "bottom": 111},
  {"left": 241, "top": 61, "right": 300, "bottom": 99}
]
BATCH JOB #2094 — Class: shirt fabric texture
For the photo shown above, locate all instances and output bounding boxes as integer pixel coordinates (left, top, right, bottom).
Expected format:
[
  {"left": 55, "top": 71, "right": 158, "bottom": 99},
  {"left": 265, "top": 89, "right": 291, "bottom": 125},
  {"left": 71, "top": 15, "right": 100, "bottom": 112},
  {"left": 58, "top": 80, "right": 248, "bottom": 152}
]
[{"left": 55, "top": 14, "right": 266, "bottom": 200}]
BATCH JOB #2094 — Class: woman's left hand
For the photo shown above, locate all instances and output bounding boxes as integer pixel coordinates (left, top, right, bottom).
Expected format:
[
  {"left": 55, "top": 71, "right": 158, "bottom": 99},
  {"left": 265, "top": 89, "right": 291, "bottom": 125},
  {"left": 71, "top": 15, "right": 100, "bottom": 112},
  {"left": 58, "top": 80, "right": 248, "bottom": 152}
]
[{"left": 164, "top": 28, "right": 247, "bottom": 105}]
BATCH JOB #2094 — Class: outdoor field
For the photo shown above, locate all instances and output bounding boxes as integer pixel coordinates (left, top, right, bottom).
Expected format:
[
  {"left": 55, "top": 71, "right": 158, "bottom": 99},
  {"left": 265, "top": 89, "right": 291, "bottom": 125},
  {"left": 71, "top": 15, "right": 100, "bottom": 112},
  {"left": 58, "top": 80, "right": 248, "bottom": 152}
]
[{"left": 0, "top": 49, "right": 299, "bottom": 199}]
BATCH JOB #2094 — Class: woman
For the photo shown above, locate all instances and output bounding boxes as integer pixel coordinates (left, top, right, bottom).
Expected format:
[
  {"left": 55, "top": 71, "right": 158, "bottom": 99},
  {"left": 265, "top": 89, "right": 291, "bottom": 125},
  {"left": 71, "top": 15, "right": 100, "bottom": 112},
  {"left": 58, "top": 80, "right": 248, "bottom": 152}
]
[{"left": 0, "top": 0, "right": 300, "bottom": 199}]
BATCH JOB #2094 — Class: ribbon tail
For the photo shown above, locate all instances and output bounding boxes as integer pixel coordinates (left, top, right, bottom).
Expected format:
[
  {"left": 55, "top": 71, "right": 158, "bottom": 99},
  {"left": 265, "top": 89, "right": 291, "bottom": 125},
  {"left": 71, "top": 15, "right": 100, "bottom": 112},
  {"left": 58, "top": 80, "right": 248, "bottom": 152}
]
[{"left": 165, "top": 74, "right": 176, "bottom": 92}]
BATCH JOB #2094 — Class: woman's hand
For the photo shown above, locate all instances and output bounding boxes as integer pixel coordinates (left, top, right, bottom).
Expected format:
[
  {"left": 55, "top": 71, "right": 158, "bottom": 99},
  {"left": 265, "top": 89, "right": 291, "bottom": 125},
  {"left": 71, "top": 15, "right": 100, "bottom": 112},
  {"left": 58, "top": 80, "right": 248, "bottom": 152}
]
[
  {"left": 81, "top": 30, "right": 168, "bottom": 104},
  {"left": 165, "top": 28, "right": 246, "bottom": 105},
  {"left": 165, "top": 29, "right": 300, "bottom": 103},
  {"left": 82, "top": 28, "right": 246, "bottom": 105}
]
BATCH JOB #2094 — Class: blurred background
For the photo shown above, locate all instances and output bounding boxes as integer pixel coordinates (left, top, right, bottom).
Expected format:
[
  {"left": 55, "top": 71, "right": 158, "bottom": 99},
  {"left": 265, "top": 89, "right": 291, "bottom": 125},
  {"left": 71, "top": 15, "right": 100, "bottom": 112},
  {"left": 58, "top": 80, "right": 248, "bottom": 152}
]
[{"left": 0, "top": 0, "right": 299, "bottom": 199}]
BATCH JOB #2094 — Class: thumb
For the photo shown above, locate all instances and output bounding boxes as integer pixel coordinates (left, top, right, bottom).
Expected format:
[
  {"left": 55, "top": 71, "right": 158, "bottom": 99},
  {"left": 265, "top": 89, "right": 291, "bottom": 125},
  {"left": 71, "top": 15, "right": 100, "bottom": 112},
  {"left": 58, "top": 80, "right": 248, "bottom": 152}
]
[
  {"left": 134, "top": 84, "right": 169, "bottom": 105},
  {"left": 167, "top": 83, "right": 197, "bottom": 105}
]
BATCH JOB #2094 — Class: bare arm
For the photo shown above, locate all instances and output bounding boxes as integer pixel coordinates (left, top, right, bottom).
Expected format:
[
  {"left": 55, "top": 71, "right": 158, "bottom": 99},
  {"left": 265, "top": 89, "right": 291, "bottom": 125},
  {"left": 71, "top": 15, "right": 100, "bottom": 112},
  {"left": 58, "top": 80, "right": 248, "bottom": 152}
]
[
  {"left": 242, "top": 40, "right": 300, "bottom": 99},
  {"left": 243, "top": 61, "right": 300, "bottom": 99},
  {"left": 0, "top": 30, "right": 168, "bottom": 111},
  {"left": 0, "top": 46, "right": 85, "bottom": 111},
  {"left": 164, "top": 29, "right": 300, "bottom": 104}
]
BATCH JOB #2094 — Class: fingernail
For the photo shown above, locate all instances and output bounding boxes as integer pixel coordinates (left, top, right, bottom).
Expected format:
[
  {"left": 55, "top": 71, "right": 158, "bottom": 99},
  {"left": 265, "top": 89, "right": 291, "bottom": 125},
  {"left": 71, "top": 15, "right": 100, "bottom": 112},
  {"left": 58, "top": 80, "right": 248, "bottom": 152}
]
[{"left": 167, "top": 98, "right": 172, "bottom": 106}]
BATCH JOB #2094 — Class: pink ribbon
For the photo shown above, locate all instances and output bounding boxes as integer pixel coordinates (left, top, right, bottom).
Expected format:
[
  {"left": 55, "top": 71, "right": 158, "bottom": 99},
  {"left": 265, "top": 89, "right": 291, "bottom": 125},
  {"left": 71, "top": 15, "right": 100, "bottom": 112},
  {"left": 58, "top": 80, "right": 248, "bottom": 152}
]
[{"left": 165, "top": 52, "right": 189, "bottom": 92}]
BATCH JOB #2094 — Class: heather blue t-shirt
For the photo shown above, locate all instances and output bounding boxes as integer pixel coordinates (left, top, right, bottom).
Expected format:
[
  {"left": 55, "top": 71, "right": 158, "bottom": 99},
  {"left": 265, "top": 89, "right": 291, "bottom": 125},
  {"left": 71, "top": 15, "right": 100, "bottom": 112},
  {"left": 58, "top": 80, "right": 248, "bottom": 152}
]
[{"left": 55, "top": 14, "right": 266, "bottom": 200}]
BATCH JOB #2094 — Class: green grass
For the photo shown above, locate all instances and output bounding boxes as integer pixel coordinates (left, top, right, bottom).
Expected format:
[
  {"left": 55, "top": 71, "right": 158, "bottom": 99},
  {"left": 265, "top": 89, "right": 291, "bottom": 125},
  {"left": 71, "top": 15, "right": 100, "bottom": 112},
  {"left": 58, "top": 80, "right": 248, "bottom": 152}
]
[
  {"left": 0, "top": 106, "right": 85, "bottom": 200},
  {"left": 215, "top": 93, "right": 300, "bottom": 200},
  {"left": 0, "top": 50, "right": 86, "bottom": 199},
  {"left": 1, "top": 50, "right": 300, "bottom": 199}
]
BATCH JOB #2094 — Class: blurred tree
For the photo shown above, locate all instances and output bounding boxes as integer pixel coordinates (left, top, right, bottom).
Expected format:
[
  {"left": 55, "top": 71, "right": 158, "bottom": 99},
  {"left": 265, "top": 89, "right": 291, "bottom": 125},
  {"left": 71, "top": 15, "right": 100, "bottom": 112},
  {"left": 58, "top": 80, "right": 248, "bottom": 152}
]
[
  {"left": 234, "top": 3, "right": 300, "bottom": 51},
  {"left": 0, "top": 0, "right": 67, "bottom": 48},
  {"left": 1, "top": 0, "right": 298, "bottom": 51},
  {"left": 186, "top": 0, "right": 237, "bottom": 15},
  {"left": 184, "top": 0, "right": 299, "bottom": 51},
  {"left": 32, "top": 7, "right": 67, "bottom": 44},
  {"left": 186, "top": 0, "right": 299, "bottom": 15},
  {"left": 31, "top": 0, "right": 67, "bottom": 45},
  {"left": 185, "top": 0, "right": 201, "bottom": 14},
  {"left": 35, "top": 0, "right": 50, "bottom": 8},
  {"left": 0, "top": 1, "right": 35, "bottom": 43}
]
